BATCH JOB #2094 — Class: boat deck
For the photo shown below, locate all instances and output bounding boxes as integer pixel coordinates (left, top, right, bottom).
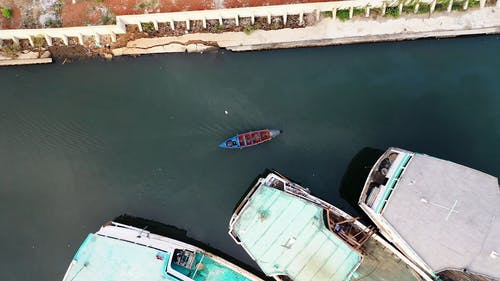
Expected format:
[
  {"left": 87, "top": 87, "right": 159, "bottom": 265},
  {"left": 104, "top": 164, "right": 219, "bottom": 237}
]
[
  {"left": 64, "top": 231, "right": 255, "bottom": 281},
  {"left": 65, "top": 233, "right": 177, "bottom": 281},
  {"left": 238, "top": 130, "right": 270, "bottom": 147},
  {"left": 380, "top": 153, "right": 500, "bottom": 278},
  {"left": 177, "top": 253, "right": 253, "bottom": 281},
  {"left": 230, "top": 184, "right": 362, "bottom": 281},
  {"left": 230, "top": 173, "right": 427, "bottom": 281},
  {"left": 353, "top": 237, "right": 423, "bottom": 281}
]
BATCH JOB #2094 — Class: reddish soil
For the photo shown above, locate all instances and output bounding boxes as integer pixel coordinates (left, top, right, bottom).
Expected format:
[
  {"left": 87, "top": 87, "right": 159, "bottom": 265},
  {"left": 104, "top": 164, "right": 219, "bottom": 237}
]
[
  {"left": 61, "top": 1, "right": 106, "bottom": 26},
  {"left": 60, "top": 0, "right": 335, "bottom": 27},
  {"left": 1, "top": 0, "right": 337, "bottom": 29},
  {"left": 61, "top": 0, "right": 216, "bottom": 27},
  {"left": 0, "top": 4, "right": 21, "bottom": 29},
  {"left": 223, "top": 0, "right": 326, "bottom": 8}
]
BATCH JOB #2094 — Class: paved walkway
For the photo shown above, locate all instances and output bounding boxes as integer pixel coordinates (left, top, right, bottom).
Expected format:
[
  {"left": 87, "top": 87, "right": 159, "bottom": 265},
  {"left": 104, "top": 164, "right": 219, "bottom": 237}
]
[{"left": 112, "top": 7, "right": 500, "bottom": 55}]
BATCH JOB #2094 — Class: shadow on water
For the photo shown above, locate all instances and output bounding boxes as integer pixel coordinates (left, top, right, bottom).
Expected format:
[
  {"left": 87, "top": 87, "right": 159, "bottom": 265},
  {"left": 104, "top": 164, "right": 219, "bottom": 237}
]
[
  {"left": 339, "top": 147, "right": 384, "bottom": 223},
  {"left": 113, "top": 214, "right": 271, "bottom": 280}
]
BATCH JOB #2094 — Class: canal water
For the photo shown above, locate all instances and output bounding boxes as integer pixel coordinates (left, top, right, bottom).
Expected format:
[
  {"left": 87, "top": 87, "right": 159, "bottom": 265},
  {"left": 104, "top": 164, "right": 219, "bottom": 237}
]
[{"left": 0, "top": 36, "right": 499, "bottom": 281}]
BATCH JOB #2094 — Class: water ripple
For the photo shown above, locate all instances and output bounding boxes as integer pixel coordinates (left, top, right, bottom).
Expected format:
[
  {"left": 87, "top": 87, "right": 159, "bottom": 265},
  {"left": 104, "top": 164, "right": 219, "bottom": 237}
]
[{"left": 4, "top": 110, "right": 105, "bottom": 154}]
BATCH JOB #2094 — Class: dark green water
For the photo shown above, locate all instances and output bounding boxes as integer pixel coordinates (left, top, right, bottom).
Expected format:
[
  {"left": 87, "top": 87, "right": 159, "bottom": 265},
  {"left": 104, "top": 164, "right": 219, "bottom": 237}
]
[{"left": 0, "top": 36, "right": 499, "bottom": 281}]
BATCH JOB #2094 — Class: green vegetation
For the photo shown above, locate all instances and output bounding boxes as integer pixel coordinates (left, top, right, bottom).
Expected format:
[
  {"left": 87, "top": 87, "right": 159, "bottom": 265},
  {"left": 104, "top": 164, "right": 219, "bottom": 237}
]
[
  {"left": 44, "top": 18, "right": 62, "bottom": 28},
  {"left": 402, "top": 4, "right": 416, "bottom": 13},
  {"left": 353, "top": 8, "right": 364, "bottom": 16},
  {"left": 141, "top": 22, "right": 156, "bottom": 34},
  {"left": 385, "top": 7, "right": 400, "bottom": 18},
  {"left": 337, "top": 9, "right": 350, "bottom": 21},
  {"left": 102, "top": 13, "right": 112, "bottom": 24},
  {"left": 216, "top": 24, "right": 225, "bottom": 31},
  {"left": 243, "top": 25, "right": 256, "bottom": 35},
  {"left": 137, "top": 0, "right": 158, "bottom": 10},
  {"left": 433, "top": 0, "right": 450, "bottom": 11},
  {"left": 243, "top": 23, "right": 261, "bottom": 35},
  {"left": 1, "top": 7, "right": 12, "bottom": 19},
  {"left": 1, "top": 43, "right": 20, "bottom": 58},
  {"left": 94, "top": 0, "right": 104, "bottom": 2},
  {"left": 321, "top": 11, "right": 333, "bottom": 18},
  {"left": 32, "top": 36, "right": 46, "bottom": 48},
  {"left": 452, "top": 1, "right": 464, "bottom": 10},
  {"left": 417, "top": 4, "right": 431, "bottom": 13},
  {"left": 469, "top": 0, "right": 480, "bottom": 7}
]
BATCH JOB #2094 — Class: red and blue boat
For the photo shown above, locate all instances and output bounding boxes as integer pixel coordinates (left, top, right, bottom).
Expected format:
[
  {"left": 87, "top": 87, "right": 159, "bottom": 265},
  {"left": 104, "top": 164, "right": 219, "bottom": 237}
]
[{"left": 219, "top": 129, "right": 281, "bottom": 149}]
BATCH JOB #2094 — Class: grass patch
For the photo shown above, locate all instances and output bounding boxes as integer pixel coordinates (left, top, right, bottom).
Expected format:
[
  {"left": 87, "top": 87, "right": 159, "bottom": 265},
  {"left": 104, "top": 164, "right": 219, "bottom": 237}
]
[
  {"left": 385, "top": 6, "right": 400, "bottom": 18},
  {"left": 1, "top": 7, "right": 12, "bottom": 19},
  {"left": 402, "top": 4, "right": 416, "bottom": 13},
  {"left": 44, "top": 18, "right": 62, "bottom": 28},
  {"left": 216, "top": 24, "right": 225, "bottom": 31},
  {"left": 353, "top": 8, "right": 364, "bottom": 16},
  {"left": 452, "top": 1, "right": 464, "bottom": 10},
  {"left": 417, "top": 4, "right": 431, "bottom": 13},
  {"left": 243, "top": 25, "right": 256, "bottom": 35},
  {"left": 32, "top": 36, "right": 46, "bottom": 48},
  {"left": 469, "top": 0, "right": 480, "bottom": 6},
  {"left": 434, "top": 0, "right": 450, "bottom": 11},
  {"left": 321, "top": 11, "right": 333, "bottom": 18},
  {"left": 1, "top": 43, "right": 20, "bottom": 58},
  {"left": 102, "top": 13, "right": 114, "bottom": 24},
  {"left": 141, "top": 22, "right": 156, "bottom": 34},
  {"left": 337, "top": 9, "right": 350, "bottom": 21},
  {"left": 94, "top": 0, "right": 104, "bottom": 2}
]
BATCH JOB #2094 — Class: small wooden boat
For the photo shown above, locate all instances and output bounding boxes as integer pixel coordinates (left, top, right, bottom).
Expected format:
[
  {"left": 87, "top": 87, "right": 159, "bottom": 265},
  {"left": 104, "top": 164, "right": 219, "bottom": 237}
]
[{"left": 219, "top": 129, "right": 281, "bottom": 149}]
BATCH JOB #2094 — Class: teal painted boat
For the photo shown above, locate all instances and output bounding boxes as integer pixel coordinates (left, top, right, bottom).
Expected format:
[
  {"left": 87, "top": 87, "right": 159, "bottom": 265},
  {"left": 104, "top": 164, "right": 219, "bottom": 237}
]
[
  {"left": 62, "top": 222, "right": 262, "bottom": 281},
  {"left": 229, "top": 172, "right": 430, "bottom": 281}
]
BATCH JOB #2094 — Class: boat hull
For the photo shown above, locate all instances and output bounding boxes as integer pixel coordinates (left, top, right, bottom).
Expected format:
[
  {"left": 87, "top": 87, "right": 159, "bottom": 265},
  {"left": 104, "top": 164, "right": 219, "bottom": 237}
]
[{"left": 219, "top": 129, "right": 281, "bottom": 149}]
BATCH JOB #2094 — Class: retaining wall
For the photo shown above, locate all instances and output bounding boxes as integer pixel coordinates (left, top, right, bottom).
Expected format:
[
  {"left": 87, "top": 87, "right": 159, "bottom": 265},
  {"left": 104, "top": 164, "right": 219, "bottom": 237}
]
[{"left": 0, "top": 0, "right": 497, "bottom": 47}]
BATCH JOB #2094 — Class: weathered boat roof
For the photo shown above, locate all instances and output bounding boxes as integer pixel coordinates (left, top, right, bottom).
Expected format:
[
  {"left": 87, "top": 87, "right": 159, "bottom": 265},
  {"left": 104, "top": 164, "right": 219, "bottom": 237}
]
[
  {"left": 360, "top": 147, "right": 500, "bottom": 279},
  {"left": 63, "top": 222, "right": 259, "bottom": 281},
  {"left": 229, "top": 184, "right": 362, "bottom": 281},
  {"left": 64, "top": 233, "right": 179, "bottom": 281}
]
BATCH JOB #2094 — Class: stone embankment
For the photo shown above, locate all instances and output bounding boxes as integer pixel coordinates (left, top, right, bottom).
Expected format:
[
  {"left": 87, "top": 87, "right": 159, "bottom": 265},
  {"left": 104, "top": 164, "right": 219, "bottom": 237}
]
[{"left": 0, "top": 0, "right": 499, "bottom": 65}]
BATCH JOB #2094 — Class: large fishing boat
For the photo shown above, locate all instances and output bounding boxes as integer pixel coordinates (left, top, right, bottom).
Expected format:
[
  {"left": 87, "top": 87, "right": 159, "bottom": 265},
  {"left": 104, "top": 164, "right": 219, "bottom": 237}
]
[
  {"left": 229, "top": 171, "right": 432, "bottom": 281},
  {"left": 62, "top": 221, "right": 263, "bottom": 281},
  {"left": 359, "top": 147, "right": 499, "bottom": 281}
]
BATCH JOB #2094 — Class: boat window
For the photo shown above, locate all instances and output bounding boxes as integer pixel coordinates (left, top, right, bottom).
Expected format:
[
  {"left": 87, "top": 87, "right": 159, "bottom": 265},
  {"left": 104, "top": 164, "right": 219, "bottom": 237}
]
[{"left": 171, "top": 249, "right": 196, "bottom": 277}]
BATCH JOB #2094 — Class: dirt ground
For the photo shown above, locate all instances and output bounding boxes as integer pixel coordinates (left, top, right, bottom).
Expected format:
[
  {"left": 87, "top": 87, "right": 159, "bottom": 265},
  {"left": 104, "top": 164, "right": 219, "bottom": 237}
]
[
  {"left": 0, "top": 0, "right": 63, "bottom": 29},
  {"left": 1, "top": 0, "right": 336, "bottom": 28}
]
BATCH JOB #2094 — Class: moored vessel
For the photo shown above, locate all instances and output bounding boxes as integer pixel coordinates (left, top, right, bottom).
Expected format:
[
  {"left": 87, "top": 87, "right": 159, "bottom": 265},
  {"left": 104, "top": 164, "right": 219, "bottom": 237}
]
[
  {"left": 219, "top": 129, "right": 281, "bottom": 149},
  {"left": 62, "top": 221, "right": 263, "bottom": 281},
  {"left": 229, "top": 171, "right": 431, "bottom": 281},
  {"left": 359, "top": 147, "right": 500, "bottom": 281}
]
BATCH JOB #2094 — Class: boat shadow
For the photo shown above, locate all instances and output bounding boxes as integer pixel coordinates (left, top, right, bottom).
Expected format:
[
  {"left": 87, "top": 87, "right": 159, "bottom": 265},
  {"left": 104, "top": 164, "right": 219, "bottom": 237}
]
[{"left": 338, "top": 147, "right": 384, "bottom": 225}]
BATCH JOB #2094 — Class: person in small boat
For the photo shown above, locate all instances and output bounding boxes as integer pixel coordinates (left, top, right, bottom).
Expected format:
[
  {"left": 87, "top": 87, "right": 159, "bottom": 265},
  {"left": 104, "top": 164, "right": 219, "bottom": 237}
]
[{"left": 226, "top": 140, "right": 237, "bottom": 147}]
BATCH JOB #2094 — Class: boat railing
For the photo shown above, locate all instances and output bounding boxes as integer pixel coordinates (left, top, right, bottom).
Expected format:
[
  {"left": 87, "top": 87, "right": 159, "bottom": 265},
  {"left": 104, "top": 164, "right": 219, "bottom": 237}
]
[{"left": 326, "top": 209, "right": 375, "bottom": 252}]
